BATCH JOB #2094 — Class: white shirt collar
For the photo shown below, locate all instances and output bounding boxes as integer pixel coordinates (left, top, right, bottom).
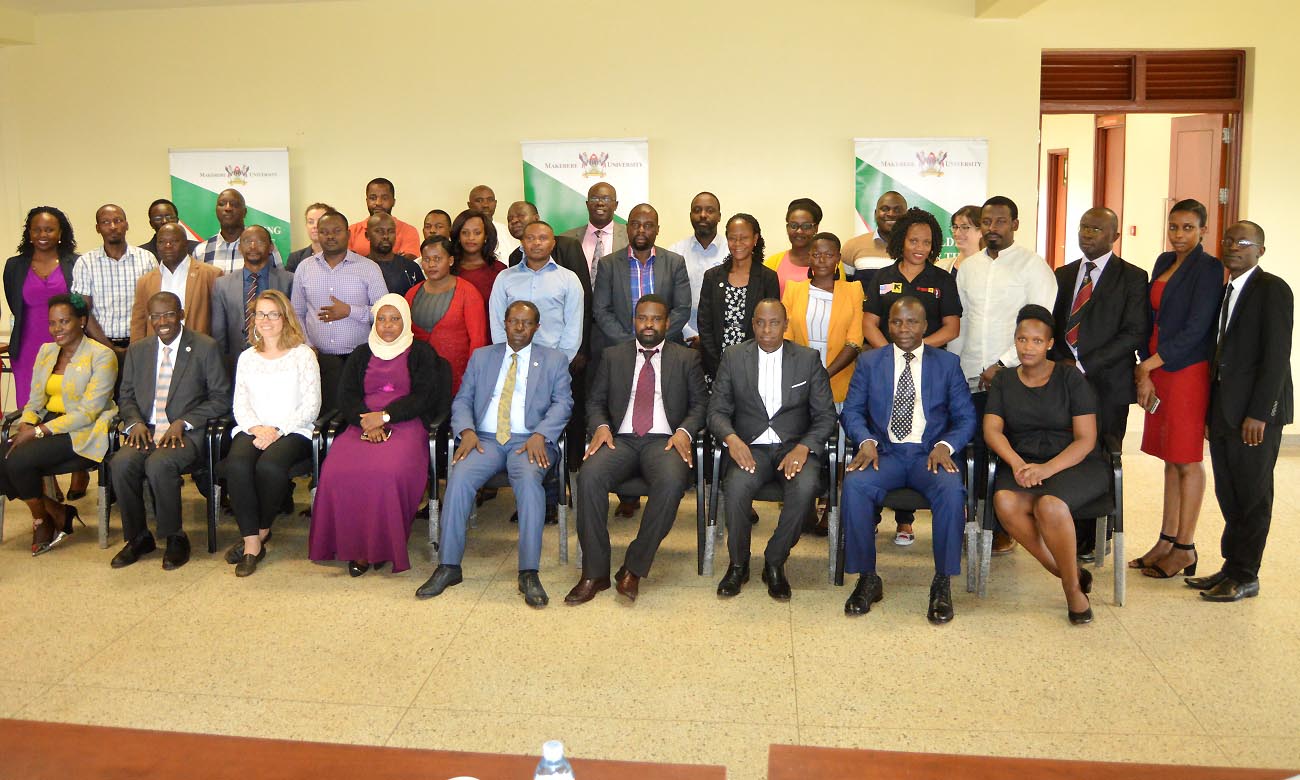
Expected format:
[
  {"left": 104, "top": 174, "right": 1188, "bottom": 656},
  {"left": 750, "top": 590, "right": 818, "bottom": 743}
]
[
  {"left": 157, "top": 330, "right": 184, "bottom": 354},
  {"left": 1228, "top": 265, "right": 1258, "bottom": 290}
]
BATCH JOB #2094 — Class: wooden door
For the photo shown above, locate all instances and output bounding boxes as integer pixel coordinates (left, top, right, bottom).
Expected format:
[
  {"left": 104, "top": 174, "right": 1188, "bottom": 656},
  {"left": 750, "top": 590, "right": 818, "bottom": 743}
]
[
  {"left": 1168, "top": 113, "right": 1228, "bottom": 249},
  {"left": 1045, "top": 150, "right": 1069, "bottom": 268},
  {"left": 1094, "top": 116, "right": 1126, "bottom": 255}
]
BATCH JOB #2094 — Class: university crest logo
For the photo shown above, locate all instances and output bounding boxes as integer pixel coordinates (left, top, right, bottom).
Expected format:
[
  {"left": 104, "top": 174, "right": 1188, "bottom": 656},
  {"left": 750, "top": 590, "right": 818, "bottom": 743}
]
[
  {"left": 579, "top": 152, "right": 610, "bottom": 178},
  {"left": 225, "top": 164, "right": 250, "bottom": 186},
  {"left": 915, "top": 151, "right": 948, "bottom": 177}
]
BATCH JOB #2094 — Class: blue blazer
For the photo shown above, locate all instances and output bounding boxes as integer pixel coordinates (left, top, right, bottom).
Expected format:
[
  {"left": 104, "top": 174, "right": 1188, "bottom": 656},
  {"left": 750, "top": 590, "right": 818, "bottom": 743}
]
[
  {"left": 1142, "top": 244, "right": 1224, "bottom": 372},
  {"left": 450, "top": 342, "right": 573, "bottom": 445},
  {"left": 841, "top": 344, "right": 976, "bottom": 456}
]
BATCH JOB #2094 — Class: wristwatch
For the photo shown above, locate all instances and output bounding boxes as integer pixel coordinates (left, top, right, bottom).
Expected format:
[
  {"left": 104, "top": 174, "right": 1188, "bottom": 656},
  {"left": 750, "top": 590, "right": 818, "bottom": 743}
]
[
  {"left": 381, "top": 412, "right": 391, "bottom": 424},
  {"left": 33, "top": 424, "right": 45, "bottom": 439}
]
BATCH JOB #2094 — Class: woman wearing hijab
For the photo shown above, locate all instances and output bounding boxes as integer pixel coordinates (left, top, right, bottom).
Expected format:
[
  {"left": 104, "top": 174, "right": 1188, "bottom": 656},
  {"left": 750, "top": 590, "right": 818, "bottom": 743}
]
[{"left": 309, "top": 293, "right": 445, "bottom": 576}]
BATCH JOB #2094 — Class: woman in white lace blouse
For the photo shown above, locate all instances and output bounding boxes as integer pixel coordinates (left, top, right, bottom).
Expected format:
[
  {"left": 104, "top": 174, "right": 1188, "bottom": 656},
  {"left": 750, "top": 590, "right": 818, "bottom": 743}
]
[{"left": 223, "top": 289, "right": 321, "bottom": 576}]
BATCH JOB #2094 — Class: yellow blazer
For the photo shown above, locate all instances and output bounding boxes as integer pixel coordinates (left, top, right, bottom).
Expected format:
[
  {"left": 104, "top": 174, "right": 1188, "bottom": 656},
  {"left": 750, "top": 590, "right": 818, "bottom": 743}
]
[
  {"left": 20, "top": 338, "right": 119, "bottom": 462},
  {"left": 783, "top": 278, "right": 864, "bottom": 402}
]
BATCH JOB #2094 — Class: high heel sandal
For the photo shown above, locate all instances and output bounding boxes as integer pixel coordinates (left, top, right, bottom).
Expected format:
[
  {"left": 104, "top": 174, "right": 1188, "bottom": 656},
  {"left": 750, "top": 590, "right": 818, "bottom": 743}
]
[
  {"left": 34, "top": 505, "right": 83, "bottom": 556},
  {"left": 1128, "top": 533, "right": 1175, "bottom": 569},
  {"left": 1142, "top": 542, "right": 1197, "bottom": 579}
]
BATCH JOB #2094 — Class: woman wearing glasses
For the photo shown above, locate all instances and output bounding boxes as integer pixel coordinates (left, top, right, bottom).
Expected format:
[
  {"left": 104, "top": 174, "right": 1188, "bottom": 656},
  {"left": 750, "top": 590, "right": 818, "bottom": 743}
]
[
  {"left": 936, "top": 205, "right": 982, "bottom": 275},
  {"left": 764, "top": 198, "right": 822, "bottom": 295}
]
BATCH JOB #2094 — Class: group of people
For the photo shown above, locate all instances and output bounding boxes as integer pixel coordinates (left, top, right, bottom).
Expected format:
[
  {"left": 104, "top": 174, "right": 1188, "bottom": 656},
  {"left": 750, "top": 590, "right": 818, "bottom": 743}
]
[{"left": 0, "top": 178, "right": 1290, "bottom": 623}]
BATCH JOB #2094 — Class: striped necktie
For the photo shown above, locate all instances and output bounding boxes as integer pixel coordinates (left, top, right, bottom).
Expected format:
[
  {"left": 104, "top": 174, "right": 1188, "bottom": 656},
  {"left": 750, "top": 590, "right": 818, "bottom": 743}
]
[
  {"left": 244, "top": 272, "right": 260, "bottom": 340},
  {"left": 1065, "top": 261, "right": 1095, "bottom": 347},
  {"left": 153, "top": 346, "right": 173, "bottom": 444},
  {"left": 496, "top": 353, "right": 518, "bottom": 445}
]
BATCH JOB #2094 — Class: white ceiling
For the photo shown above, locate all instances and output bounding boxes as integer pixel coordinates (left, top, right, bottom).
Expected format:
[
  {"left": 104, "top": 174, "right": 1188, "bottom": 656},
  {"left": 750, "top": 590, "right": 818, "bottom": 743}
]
[{"left": 1, "top": 0, "right": 334, "bottom": 12}]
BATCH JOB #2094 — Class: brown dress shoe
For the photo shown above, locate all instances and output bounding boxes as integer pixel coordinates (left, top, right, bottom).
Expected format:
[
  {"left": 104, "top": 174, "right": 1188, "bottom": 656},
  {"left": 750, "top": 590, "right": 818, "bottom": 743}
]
[
  {"left": 992, "top": 530, "right": 1017, "bottom": 555},
  {"left": 614, "top": 499, "right": 641, "bottom": 518},
  {"left": 615, "top": 566, "right": 640, "bottom": 602},
  {"left": 564, "top": 577, "right": 611, "bottom": 605}
]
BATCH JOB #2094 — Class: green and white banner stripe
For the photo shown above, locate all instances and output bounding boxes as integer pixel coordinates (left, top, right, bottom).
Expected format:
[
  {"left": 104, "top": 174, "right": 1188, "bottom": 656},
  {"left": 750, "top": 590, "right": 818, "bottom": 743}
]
[
  {"left": 168, "top": 148, "right": 292, "bottom": 260},
  {"left": 522, "top": 139, "right": 648, "bottom": 235}
]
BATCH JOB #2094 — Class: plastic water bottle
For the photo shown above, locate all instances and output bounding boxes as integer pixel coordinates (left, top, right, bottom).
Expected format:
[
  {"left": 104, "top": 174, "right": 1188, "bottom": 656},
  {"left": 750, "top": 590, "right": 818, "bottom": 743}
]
[{"left": 534, "top": 740, "right": 575, "bottom": 779}]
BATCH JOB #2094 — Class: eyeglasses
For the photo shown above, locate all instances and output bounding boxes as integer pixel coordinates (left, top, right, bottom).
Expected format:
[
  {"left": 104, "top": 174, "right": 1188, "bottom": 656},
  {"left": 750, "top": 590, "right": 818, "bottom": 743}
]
[
  {"left": 1079, "top": 225, "right": 1108, "bottom": 235},
  {"left": 1221, "top": 238, "right": 1261, "bottom": 250},
  {"left": 787, "top": 222, "right": 818, "bottom": 232},
  {"left": 147, "top": 311, "right": 179, "bottom": 322},
  {"left": 587, "top": 196, "right": 613, "bottom": 204},
  {"left": 951, "top": 224, "right": 976, "bottom": 233},
  {"left": 253, "top": 311, "right": 284, "bottom": 321}
]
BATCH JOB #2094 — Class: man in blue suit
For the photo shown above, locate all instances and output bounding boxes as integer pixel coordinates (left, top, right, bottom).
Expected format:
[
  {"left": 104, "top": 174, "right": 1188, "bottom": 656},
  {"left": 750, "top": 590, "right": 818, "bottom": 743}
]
[
  {"left": 841, "top": 297, "right": 976, "bottom": 623},
  {"left": 415, "top": 300, "right": 573, "bottom": 607}
]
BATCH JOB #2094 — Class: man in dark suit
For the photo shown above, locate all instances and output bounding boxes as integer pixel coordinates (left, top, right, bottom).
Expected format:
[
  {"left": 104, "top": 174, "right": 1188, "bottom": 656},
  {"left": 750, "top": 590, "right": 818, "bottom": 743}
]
[
  {"left": 592, "top": 203, "right": 692, "bottom": 351},
  {"left": 840, "top": 297, "right": 976, "bottom": 623},
  {"left": 708, "top": 299, "right": 837, "bottom": 600},
  {"left": 109, "top": 292, "right": 232, "bottom": 571},
  {"left": 416, "top": 301, "right": 573, "bottom": 607},
  {"left": 1050, "top": 207, "right": 1148, "bottom": 557},
  {"left": 561, "top": 182, "right": 628, "bottom": 282},
  {"left": 210, "top": 225, "right": 293, "bottom": 374},
  {"left": 1189, "top": 221, "right": 1293, "bottom": 602},
  {"left": 566, "top": 295, "right": 708, "bottom": 605}
]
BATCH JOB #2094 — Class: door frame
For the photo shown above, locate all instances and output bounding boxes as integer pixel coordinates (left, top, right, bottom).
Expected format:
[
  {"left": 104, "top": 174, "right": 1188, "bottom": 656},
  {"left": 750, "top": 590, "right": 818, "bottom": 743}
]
[{"left": 1045, "top": 149, "right": 1069, "bottom": 268}]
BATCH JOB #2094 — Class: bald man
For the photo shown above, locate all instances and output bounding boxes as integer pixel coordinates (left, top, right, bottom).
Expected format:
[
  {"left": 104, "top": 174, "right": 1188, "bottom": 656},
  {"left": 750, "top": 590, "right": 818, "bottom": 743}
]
[
  {"left": 841, "top": 191, "right": 907, "bottom": 283},
  {"left": 366, "top": 211, "right": 424, "bottom": 294},
  {"left": 194, "top": 189, "right": 283, "bottom": 273},
  {"left": 469, "top": 184, "right": 519, "bottom": 261}
]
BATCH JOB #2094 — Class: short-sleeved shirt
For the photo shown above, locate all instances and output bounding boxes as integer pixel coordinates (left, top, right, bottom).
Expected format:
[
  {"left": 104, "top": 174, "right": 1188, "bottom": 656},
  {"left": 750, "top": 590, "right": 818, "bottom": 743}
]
[
  {"left": 985, "top": 362, "right": 1097, "bottom": 462},
  {"left": 70, "top": 245, "right": 158, "bottom": 340},
  {"left": 864, "top": 261, "right": 962, "bottom": 340}
]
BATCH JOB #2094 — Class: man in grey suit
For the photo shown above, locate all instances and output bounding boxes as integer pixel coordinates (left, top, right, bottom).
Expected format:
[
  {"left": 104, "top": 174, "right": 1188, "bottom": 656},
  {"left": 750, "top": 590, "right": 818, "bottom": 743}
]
[
  {"left": 109, "top": 292, "right": 232, "bottom": 571},
  {"left": 708, "top": 299, "right": 837, "bottom": 600},
  {"left": 210, "top": 225, "right": 293, "bottom": 373},
  {"left": 416, "top": 301, "right": 573, "bottom": 608},
  {"left": 562, "top": 181, "right": 628, "bottom": 282},
  {"left": 592, "top": 203, "right": 692, "bottom": 352}
]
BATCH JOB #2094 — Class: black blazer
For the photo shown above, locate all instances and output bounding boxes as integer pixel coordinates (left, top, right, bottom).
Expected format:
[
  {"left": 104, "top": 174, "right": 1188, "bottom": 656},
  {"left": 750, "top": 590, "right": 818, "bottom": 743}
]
[
  {"left": 1142, "top": 244, "right": 1224, "bottom": 372},
  {"left": 587, "top": 340, "right": 707, "bottom": 438},
  {"left": 117, "top": 329, "right": 232, "bottom": 449},
  {"left": 509, "top": 234, "right": 593, "bottom": 359},
  {"left": 707, "top": 339, "right": 836, "bottom": 452},
  {"left": 337, "top": 340, "right": 449, "bottom": 429},
  {"left": 1209, "top": 269, "right": 1294, "bottom": 435},
  {"left": 696, "top": 259, "right": 781, "bottom": 377},
  {"left": 3, "top": 253, "right": 77, "bottom": 363},
  {"left": 1049, "top": 254, "right": 1149, "bottom": 404}
]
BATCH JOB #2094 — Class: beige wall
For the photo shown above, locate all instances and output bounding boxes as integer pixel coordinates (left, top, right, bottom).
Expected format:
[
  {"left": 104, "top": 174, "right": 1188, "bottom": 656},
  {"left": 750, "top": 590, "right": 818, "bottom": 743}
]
[{"left": 1035, "top": 113, "right": 1094, "bottom": 263}]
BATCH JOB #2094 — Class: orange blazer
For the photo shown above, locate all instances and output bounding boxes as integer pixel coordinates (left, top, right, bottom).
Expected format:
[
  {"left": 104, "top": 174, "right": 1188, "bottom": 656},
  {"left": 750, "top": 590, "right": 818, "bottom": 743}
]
[
  {"left": 130, "top": 259, "right": 224, "bottom": 342},
  {"left": 783, "top": 278, "right": 864, "bottom": 402}
]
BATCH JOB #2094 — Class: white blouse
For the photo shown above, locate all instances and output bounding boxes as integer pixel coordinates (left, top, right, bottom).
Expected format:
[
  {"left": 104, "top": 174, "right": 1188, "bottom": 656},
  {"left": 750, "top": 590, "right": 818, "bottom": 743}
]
[
  {"left": 806, "top": 286, "right": 835, "bottom": 364},
  {"left": 232, "top": 344, "right": 322, "bottom": 439}
]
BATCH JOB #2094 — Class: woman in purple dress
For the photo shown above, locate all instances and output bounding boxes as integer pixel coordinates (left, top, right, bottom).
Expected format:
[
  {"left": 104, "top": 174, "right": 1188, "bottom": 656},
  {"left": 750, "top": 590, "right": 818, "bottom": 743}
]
[
  {"left": 4, "top": 207, "right": 78, "bottom": 410},
  {"left": 309, "top": 293, "right": 445, "bottom": 576}
]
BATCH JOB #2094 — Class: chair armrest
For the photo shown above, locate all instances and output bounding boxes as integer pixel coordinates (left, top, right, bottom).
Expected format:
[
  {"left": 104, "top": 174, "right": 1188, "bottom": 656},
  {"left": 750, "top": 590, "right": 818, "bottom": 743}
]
[
  {"left": 1102, "top": 433, "right": 1123, "bottom": 469},
  {"left": 2, "top": 409, "right": 25, "bottom": 440}
]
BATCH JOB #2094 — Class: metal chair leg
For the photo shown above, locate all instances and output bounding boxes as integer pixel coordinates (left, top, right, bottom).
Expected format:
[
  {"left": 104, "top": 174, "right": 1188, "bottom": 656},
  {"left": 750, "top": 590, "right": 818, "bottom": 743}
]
[
  {"left": 826, "top": 500, "right": 839, "bottom": 585},
  {"left": 1094, "top": 517, "right": 1108, "bottom": 569},
  {"left": 978, "top": 528, "right": 993, "bottom": 597},
  {"left": 97, "top": 484, "right": 110, "bottom": 549},
  {"left": 964, "top": 519, "right": 979, "bottom": 593},
  {"left": 558, "top": 496, "right": 569, "bottom": 566},
  {"left": 702, "top": 481, "right": 715, "bottom": 577}
]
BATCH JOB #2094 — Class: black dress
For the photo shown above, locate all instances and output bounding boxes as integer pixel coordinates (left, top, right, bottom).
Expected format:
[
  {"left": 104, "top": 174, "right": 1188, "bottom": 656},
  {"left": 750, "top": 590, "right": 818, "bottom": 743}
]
[{"left": 986, "top": 362, "right": 1109, "bottom": 512}]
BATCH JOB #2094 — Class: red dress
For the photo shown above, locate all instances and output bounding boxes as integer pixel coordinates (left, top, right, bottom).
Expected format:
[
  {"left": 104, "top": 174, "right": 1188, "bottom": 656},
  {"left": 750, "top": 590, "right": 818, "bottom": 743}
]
[
  {"left": 404, "top": 278, "right": 488, "bottom": 395},
  {"left": 455, "top": 260, "right": 505, "bottom": 316},
  {"left": 1140, "top": 280, "right": 1210, "bottom": 463}
]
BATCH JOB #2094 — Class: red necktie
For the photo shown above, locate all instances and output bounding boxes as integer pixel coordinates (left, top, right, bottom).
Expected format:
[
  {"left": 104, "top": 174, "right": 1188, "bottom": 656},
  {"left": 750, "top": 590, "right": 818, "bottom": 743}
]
[
  {"left": 1065, "top": 261, "right": 1096, "bottom": 347},
  {"left": 631, "top": 348, "right": 658, "bottom": 436}
]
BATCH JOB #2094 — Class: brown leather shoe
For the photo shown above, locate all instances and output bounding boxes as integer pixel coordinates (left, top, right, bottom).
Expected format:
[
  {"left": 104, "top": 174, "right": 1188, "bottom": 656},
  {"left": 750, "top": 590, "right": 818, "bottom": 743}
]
[
  {"left": 564, "top": 577, "right": 611, "bottom": 605},
  {"left": 614, "top": 499, "right": 641, "bottom": 518},
  {"left": 992, "top": 530, "right": 1017, "bottom": 555},
  {"left": 615, "top": 566, "right": 640, "bottom": 602}
]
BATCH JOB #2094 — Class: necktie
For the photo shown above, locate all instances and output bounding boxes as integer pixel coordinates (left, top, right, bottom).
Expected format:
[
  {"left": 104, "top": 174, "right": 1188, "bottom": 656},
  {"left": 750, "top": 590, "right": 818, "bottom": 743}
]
[
  {"left": 890, "top": 351, "right": 916, "bottom": 440},
  {"left": 591, "top": 229, "right": 604, "bottom": 280},
  {"left": 1214, "top": 282, "right": 1233, "bottom": 380},
  {"left": 1065, "top": 261, "right": 1095, "bottom": 347},
  {"left": 244, "top": 272, "right": 260, "bottom": 341},
  {"left": 154, "top": 346, "right": 173, "bottom": 444},
  {"left": 631, "top": 348, "right": 659, "bottom": 437},
  {"left": 496, "top": 353, "right": 518, "bottom": 445}
]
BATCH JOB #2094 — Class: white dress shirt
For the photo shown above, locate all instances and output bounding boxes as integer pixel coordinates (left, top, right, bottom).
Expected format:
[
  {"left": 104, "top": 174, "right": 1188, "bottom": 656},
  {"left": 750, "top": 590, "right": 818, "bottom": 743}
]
[
  {"left": 955, "top": 243, "right": 1057, "bottom": 384},
  {"left": 805, "top": 286, "right": 835, "bottom": 363},
  {"left": 479, "top": 344, "right": 533, "bottom": 436},
  {"left": 864, "top": 345, "right": 954, "bottom": 454},
  {"left": 617, "top": 342, "right": 672, "bottom": 436},
  {"left": 1220, "top": 265, "right": 1259, "bottom": 338},
  {"left": 669, "top": 233, "right": 728, "bottom": 339},
  {"left": 753, "top": 344, "right": 783, "bottom": 445},
  {"left": 157, "top": 256, "right": 191, "bottom": 305}
]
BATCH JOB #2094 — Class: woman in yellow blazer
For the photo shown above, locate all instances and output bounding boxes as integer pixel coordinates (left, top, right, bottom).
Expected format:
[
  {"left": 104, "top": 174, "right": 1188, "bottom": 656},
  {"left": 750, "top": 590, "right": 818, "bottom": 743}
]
[
  {"left": 1, "top": 294, "right": 118, "bottom": 555},
  {"left": 782, "top": 233, "right": 864, "bottom": 404}
]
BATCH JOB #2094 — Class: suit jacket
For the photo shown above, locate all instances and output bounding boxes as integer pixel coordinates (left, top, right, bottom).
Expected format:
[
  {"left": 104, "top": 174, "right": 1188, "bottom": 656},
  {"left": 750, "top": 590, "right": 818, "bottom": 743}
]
[
  {"left": 509, "top": 234, "right": 594, "bottom": 358},
  {"left": 707, "top": 340, "right": 836, "bottom": 453},
  {"left": 592, "top": 246, "right": 692, "bottom": 351},
  {"left": 3, "top": 253, "right": 77, "bottom": 363},
  {"left": 129, "top": 260, "right": 225, "bottom": 342},
  {"left": 562, "top": 222, "right": 629, "bottom": 260},
  {"left": 696, "top": 260, "right": 781, "bottom": 377},
  {"left": 117, "top": 329, "right": 232, "bottom": 449},
  {"left": 841, "top": 344, "right": 976, "bottom": 456},
  {"left": 451, "top": 342, "right": 573, "bottom": 445},
  {"left": 782, "top": 278, "right": 865, "bottom": 403},
  {"left": 587, "top": 340, "right": 707, "bottom": 438},
  {"left": 1141, "top": 244, "right": 1224, "bottom": 371},
  {"left": 1050, "top": 254, "right": 1149, "bottom": 405},
  {"left": 20, "top": 338, "right": 119, "bottom": 462},
  {"left": 210, "top": 264, "right": 295, "bottom": 360},
  {"left": 1210, "top": 268, "right": 1294, "bottom": 435}
]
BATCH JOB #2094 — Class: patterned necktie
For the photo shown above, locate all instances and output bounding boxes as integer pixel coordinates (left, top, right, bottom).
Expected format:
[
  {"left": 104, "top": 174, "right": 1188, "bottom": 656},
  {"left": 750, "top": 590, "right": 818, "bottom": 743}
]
[
  {"left": 591, "top": 229, "right": 605, "bottom": 280},
  {"left": 1065, "top": 261, "right": 1096, "bottom": 347},
  {"left": 631, "top": 348, "right": 659, "bottom": 437},
  {"left": 244, "top": 272, "right": 260, "bottom": 341},
  {"left": 890, "top": 351, "right": 916, "bottom": 440},
  {"left": 154, "top": 345, "right": 173, "bottom": 444},
  {"left": 496, "top": 353, "right": 518, "bottom": 445}
]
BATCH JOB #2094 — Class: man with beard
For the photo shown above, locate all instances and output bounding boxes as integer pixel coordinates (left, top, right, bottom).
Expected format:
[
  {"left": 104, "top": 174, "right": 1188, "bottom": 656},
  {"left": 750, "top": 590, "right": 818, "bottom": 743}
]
[
  {"left": 210, "top": 225, "right": 294, "bottom": 373},
  {"left": 347, "top": 178, "right": 421, "bottom": 257},
  {"left": 366, "top": 211, "right": 424, "bottom": 295},
  {"left": 668, "top": 192, "right": 727, "bottom": 346}
]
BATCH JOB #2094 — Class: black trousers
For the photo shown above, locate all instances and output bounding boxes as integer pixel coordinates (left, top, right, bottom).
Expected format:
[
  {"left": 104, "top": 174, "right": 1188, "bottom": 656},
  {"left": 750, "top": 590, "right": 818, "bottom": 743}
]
[
  {"left": 723, "top": 443, "right": 822, "bottom": 567},
  {"left": 1209, "top": 425, "right": 1283, "bottom": 582},
  {"left": 224, "top": 432, "right": 312, "bottom": 537},
  {"left": 317, "top": 352, "right": 346, "bottom": 412},
  {"left": 109, "top": 433, "right": 201, "bottom": 541},
  {"left": 0, "top": 434, "right": 95, "bottom": 501},
  {"left": 576, "top": 433, "right": 690, "bottom": 578}
]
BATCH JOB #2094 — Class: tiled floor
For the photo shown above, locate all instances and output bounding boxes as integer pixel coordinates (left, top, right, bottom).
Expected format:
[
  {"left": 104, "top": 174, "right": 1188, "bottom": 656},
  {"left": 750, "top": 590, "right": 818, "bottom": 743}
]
[{"left": 2, "top": 416, "right": 1298, "bottom": 779}]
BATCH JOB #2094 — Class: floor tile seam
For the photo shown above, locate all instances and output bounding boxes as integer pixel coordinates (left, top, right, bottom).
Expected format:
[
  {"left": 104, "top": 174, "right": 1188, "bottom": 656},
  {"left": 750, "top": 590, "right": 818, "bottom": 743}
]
[
  {"left": 7, "top": 681, "right": 53, "bottom": 720},
  {"left": 1105, "top": 595, "right": 1213, "bottom": 736},
  {"left": 31, "top": 680, "right": 412, "bottom": 711}
]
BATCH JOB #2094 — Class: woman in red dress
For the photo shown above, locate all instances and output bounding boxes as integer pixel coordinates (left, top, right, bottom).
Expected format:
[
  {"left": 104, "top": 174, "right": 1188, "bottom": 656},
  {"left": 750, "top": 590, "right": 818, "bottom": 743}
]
[
  {"left": 404, "top": 235, "right": 488, "bottom": 395},
  {"left": 1131, "top": 200, "right": 1225, "bottom": 578},
  {"left": 448, "top": 209, "right": 504, "bottom": 314}
]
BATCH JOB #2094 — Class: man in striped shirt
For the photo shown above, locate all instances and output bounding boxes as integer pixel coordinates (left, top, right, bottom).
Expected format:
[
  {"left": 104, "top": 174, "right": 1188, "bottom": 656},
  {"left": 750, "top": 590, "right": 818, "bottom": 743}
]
[
  {"left": 193, "top": 188, "right": 282, "bottom": 273},
  {"left": 73, "top": 203, "right": 157, "bottom": 357}
]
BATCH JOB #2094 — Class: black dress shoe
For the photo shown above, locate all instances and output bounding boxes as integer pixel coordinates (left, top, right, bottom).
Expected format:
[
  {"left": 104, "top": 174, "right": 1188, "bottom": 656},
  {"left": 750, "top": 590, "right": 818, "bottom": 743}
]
[
  {"left": 761, "top": 562, "right": 791, "bottom": 601},
  {"left": 927, "top": 573, "right": 954, "bottom": 624},
  {"left": 348, "top": 560, "right": 370, "bottom": 577},
  {"left": 161, "top": 534, "right": 190, "bottom": 571},
  {"left": 1200, "top": 577, "right": 1260, "bottom": 602},
  {"left": 110, "top": 534, "right": 157, "bottom": 569},
  {"left": 416, "top": 564, "right": 463, "bottom": 599},
  {"left": 235, "top": 549, "right": 265, "bottom": 578},
  {"left": 1185, "top": 569, "right": 1229, "bottom": 591},
  {"left": 224, "top": 531, "right": 272, "bottom": 565},
  {"left": 518, "top": 570, "right": 549, "bottom": 608},
  {"left": 844, "top": 574, "right": 883, "bottom": 616},
  {"left": 510, "top": 507, "right": 561, "bottom": 525},
  {"left": 716, "top": 562, "right": 750, "bottom": 597}
]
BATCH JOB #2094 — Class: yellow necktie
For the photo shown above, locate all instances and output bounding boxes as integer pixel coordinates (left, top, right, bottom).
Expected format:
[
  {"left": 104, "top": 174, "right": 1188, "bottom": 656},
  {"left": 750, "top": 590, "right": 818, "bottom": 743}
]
[{"left": 496, "top": 353, "right": 517, "bottom": 445}]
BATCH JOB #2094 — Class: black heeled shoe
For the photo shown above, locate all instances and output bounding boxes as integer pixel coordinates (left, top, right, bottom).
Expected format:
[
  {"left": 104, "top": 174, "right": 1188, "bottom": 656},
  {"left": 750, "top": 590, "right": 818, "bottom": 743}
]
[
  {"left": 1078, "top": 566, "right": 1092, "bottom": 595},
  {"left": 1142, "top": 542, "right": 1197, "bottom": 579},
  {"left": 34, "top": 505, "right": 84, "bottom": 556},
  {"left": 348, "top": 560, "right": 370, "bottom": 577},
  {"left": 1128, "top": 533, "right": 1175, "bottom": 569},
  {"left": 1068, "top": 594, "right": 1093, "bottom": 625}
]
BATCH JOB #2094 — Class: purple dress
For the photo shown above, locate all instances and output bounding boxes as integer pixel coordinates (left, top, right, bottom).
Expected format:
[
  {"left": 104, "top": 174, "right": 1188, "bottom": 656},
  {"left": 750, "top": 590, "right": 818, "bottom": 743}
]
[
  {"left": 309, "top": 350, "right": 430, "bottom": 572},
  {"left": 15, "top": 266, "right": 69, "bottom": 408}
]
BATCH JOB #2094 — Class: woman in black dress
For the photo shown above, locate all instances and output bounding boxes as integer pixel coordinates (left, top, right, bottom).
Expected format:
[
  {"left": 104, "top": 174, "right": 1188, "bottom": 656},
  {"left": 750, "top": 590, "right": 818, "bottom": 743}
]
[
  {"left": 696, "top": 213, "right": 780, "bottom": 379},
  {"left": 985, "top": 305, "right": 1108, "bottom": 624}
]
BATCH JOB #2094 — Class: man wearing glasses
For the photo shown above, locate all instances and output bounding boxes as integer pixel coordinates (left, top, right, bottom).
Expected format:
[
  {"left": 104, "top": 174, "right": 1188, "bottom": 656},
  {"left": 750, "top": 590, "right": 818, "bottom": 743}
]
[
  {"left": 563, "top": 182, "right": 628, "bottom": 282},
  {"left": 211, "top": 225, "right": 294, "bottom": 376},
  {"left": 128, "top": 222, "right": 224, "bottom": 342}
]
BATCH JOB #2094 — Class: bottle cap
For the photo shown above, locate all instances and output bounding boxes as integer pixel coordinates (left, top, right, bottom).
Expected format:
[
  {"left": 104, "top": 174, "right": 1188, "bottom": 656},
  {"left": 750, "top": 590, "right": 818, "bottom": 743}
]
[{"left": 542, "top": 740, "right": 564, "bottom": 761}]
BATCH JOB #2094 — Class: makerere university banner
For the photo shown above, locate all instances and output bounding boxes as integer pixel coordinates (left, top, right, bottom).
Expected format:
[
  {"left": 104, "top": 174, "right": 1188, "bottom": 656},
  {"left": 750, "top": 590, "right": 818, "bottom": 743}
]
[
  {"left": 169, "top": 148, "right": 292, "bottom": 260},
  {"left": 521, "top": 139, "right": 649, "bottom": 235},
  {"left": 853, "top": 138, "right": 987, "bottom": 260}
]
